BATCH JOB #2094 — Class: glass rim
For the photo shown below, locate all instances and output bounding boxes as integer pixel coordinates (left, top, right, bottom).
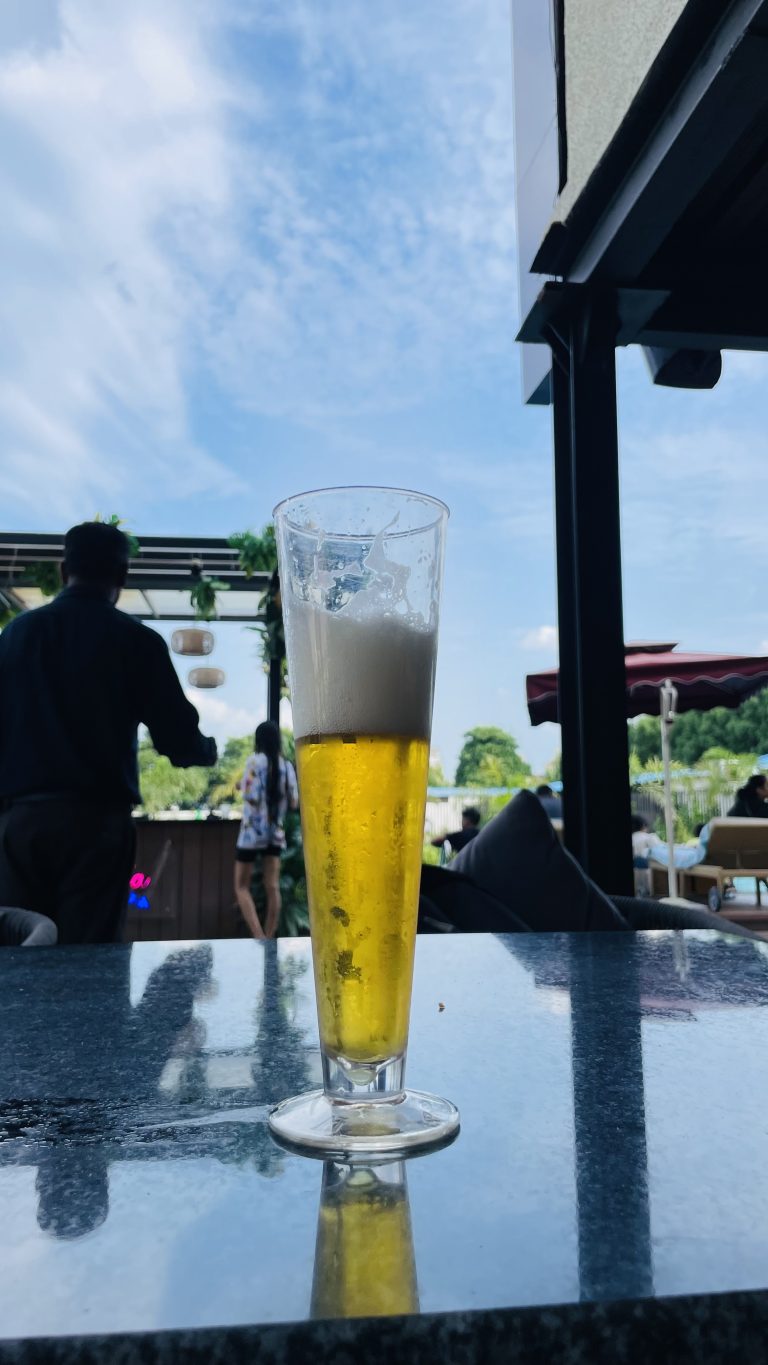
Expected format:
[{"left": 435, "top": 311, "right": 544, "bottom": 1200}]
[{"left": 272, "top": 485, "right": 449, "bottom": 538}]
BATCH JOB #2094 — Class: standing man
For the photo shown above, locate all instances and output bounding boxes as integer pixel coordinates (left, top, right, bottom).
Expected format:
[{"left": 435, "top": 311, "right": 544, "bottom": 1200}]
[{"left": 0, "top": 522, "right": 217, "bottom": 944}]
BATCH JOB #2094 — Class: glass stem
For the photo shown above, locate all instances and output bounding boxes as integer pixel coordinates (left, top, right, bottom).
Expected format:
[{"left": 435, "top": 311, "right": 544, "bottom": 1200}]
[{"left": 321, "top": 1050, "right": 406, "bottom": 1104}]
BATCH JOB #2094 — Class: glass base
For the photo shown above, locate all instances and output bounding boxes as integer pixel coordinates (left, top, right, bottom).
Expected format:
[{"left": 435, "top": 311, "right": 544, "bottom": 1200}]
[{"left": 268, "top": 1088, "right": 460, "bottom": 1159}]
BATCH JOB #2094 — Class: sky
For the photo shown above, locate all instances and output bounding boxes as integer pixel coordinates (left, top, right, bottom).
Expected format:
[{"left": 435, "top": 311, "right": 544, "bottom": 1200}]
[{"left": 2, "top": 0, "right": 768, "bottom": 776}]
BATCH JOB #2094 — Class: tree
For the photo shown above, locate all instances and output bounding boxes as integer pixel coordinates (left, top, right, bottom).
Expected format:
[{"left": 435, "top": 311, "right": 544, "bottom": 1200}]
[
  {"left": 628, "top": 716, "right": 662, "bottom": 764},
  {"left": 428, "top": 760, "right": 447, "bottom": 786},
  {"left": 137, "top": 740, "right": 210, "bottom": 815},
  {"left": 454, "top": 727, "right": 531, "bottom": 787},
  {"left": 206, "top": 728, "right": 297, "bottom": 807},
  {"left": 544, "top": 752, "right": 562, "bottom": 782},
  {"left": 206, "top": 735, "right": 254, "bottom": 807},
  {"left": 281, "top": 729, "right": 296, "bottom": 766},
  {"left": 627, "top": 688, "right": 768, "bottom": 767}
]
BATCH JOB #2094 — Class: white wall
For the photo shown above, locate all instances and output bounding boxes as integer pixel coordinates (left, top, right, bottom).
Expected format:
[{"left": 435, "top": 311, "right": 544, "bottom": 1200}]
[{"left": 556, "top": 0, "right": 688, "bottom": 221}]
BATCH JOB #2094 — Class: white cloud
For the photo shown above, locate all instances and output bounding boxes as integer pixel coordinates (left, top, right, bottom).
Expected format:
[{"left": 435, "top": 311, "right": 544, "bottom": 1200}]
[
  {"left": 203, "top": 1, "right": 518, "bottom": 417},
  {"left": 0, "top": 0, "right": 517, "bottom": 518},
  {"left": 521, "top": 625, "right": 558, "bottom": 652},
  {"left": 184, "top": 688, "right": 263, "bottom": 745},
  {"left": 0, "top": 0, "right": 252, "bottom": 517}
]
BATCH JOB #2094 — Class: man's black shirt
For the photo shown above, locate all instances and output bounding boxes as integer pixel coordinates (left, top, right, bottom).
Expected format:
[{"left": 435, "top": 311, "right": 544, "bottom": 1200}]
[{"left": 0, "top": 587, "right": 216, "bottom": 806}]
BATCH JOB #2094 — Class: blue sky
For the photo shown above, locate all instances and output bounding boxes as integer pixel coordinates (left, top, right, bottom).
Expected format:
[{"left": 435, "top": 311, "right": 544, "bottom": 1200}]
[{"left": 2, "top": 0, "right": 768, "bottom": 775}]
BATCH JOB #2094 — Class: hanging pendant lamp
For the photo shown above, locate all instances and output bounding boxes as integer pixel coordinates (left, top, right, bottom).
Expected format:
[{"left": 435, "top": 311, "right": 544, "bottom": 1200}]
[
  {"left": 172, "top": 628, "right": 214, "bottom": 656},
  {"left": 188, "top": 667, "right": 225, "bottom": 689}
]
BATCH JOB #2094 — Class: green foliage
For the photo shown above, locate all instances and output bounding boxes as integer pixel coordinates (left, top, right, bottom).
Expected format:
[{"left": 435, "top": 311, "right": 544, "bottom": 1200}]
[
  {"left": 631, "top": 749, "right": 759, "bottom": 842},
  {"left": 428, "top": 761, "right": 447, "bottom": 786},
  {"left": 137, "top": 740, "right": 210, "bottom": 815},
  {"left": 206, "top": 729, "right": 297, "bottom": 808},
  {"left": 281, "top": 729, "right": 296, "bottom": 765},
  {"left": 24, "top": 562, "right": 61, "bottom": 598},
  {"left": 629, "top": 689, "right": 768, "bottom": 766},
  {"left": 455, "top": 726, "right": 532, "bottom": 787},
  {"left": 0, "top": 601, "right": 20, "bottom": 630},
  {"left": 277, "top": 810, "right": 308, "bottom": 935},
  {"left": 543, "top": 752, "right": 562, "bottom": 782},
  {"left": 422, "top": 841, "right": 441, "bottom": 866},
  {"left": 207, "top": 735, "right": 254, "bottom": 807},
  {"left": 190, "top": 576, "right": 229, "bottom": 621},
  {"left": 246, "top": 811, "right": 309, "bottom": 937},
  {"left": 628, "top": 715, "right": 661, "bottom": 764},
  {"left": 231, "top": 526, "right": 285, "bottom": 691},
  {"left": 94, "top": 513, "right": 141, "bottom": 559},
  {"left": 228, "top": 526, "right": 278, "bottom": 577}
]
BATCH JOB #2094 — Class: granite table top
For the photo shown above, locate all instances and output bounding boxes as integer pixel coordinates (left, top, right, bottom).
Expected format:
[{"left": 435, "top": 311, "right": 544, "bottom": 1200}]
[{"left": 2, "top": 929, "right": 768, "bottom": 1362}]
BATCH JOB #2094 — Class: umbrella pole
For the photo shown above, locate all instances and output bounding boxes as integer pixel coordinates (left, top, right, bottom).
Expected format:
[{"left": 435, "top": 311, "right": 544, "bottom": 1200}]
[{"left": 660, "top": 680, "right": 679, "bottom": 899}]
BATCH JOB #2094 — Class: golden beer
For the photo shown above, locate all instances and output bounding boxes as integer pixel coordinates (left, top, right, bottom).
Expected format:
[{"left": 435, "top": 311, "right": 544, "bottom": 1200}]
[
  {"left": 311, "top": 1166, "right": 418, "bottom": 1318},
  {"left": 270, "top": 486, "right": 458, "bottom": 1155},
  {"left": 297, "top": 733, "right": 429, "bottom": 1062}
]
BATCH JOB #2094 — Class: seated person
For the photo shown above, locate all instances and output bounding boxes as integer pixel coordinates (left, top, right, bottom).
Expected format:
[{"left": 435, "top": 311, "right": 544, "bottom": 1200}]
[
  {"left": 728, "top": 775, "right": 768, "bottom": 818},
  {"left": 431, "top": 806, "right": 481, "bottom": 855},
  {"left": 631, "top": 814, "right": 662, "bottom": 865},
  {"left": 535, "top": 784, "right": 562, "bottom": 820},
  {"left": 631, "top": 814, "right": 662, "bottom": 897}
]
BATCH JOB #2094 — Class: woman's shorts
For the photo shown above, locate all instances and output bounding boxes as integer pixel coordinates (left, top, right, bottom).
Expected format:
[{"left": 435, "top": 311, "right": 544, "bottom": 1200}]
[{"left": 236, "top": 845, "right": 282, "bottom": 862}]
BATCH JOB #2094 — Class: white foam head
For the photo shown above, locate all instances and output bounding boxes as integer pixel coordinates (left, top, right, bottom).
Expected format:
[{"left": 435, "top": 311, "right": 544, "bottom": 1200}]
[{"left": 285, "top": 599, "right": 437, "bottom": 741}]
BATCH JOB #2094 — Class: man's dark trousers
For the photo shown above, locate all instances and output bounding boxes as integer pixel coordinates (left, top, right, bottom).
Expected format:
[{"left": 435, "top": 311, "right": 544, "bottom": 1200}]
[{"left": 0, "top": 799, "right": 135, "bottom": 944}]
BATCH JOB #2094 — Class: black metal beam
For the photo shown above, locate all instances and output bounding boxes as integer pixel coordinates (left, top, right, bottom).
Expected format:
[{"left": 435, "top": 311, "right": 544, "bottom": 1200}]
[
  {"left": 550, "top": 347, "right": 585, "bottom": 867},
  {"left": 637, "top": 286, "right": 768, "bottom": 350},
  {"left": 548, "top": 297, "right": 633, "bottom": 894},
  {"left": 531, "top": 0, "right": 768, "bottom": 285},
  {"left": 268, "top": 658, "right": 282, "bottom": 727}
]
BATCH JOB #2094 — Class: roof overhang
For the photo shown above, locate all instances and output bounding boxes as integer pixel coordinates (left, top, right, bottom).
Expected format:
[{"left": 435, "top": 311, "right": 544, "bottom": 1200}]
[
  {"left": 520, "top": 0, "right": 768, "bottom": 354},
  {"left": 0, "top": 533, "right": 270, "bottom": 623}
]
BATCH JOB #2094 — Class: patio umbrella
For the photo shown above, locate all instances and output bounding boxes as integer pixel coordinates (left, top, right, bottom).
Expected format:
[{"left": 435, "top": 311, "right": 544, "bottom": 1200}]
[{"left": 526, "top": 643, "right": 768, "bottom": 896}]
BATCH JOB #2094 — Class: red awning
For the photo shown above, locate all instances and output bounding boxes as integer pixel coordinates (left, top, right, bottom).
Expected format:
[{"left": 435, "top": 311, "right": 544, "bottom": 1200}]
[{"left": 526, "top": 646, "right": 768, "bottom": 726}]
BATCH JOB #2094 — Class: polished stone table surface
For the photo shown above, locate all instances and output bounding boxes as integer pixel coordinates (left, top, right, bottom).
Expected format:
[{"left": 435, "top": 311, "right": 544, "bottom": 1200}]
[{"left": 3, "top": 930, "right": 768, "bottom": 1362}]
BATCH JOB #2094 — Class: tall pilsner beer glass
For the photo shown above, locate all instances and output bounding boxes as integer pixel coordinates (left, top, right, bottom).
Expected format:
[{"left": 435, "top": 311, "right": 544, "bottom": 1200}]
[{"left": 269, "top": 487, "right": 459, "bottom": 1155}]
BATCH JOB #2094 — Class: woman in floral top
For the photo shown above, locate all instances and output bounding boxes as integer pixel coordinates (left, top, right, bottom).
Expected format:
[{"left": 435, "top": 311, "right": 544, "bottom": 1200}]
[{"left": 234, "top": 721, "right": 298, "bottom": 939}]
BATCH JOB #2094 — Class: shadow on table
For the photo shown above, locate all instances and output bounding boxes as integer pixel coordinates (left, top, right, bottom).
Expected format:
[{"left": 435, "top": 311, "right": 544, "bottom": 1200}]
[
  {"left": 15, "top": 943, "right": 319, "bottom": 1238},
  {"left": 29, "top": 945, "right": 214, "bottom": 1239}
]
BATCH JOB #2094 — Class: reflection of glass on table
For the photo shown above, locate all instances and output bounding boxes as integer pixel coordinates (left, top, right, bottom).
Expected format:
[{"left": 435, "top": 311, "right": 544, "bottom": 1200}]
[
  {"left": 311, "top": 1161, "right": 418, "bottom": 1318},
  {"left": 269, "top": 487, "right": 459, "bottom": 1156}
]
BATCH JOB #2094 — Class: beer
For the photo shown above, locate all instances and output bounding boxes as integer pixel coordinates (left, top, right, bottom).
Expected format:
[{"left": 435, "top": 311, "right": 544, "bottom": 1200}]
[
  {"left": 311, "top": 1165, "right": 418, "bottom": 1318},
  {"left": 286, "top": 595, "right": 437, "bottom": 1064},
  {"left": 297, "top": 732, "right": 429, "bottom": 1062},
  {"left": 270, "top": 487, "right": 459, "bottom": 1156}
]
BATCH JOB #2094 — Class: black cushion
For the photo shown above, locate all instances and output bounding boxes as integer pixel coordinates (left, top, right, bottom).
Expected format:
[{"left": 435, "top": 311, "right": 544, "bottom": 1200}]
[
  {"left": 419, "top": 864, "right": 531, "bottom": 933},
  {"left": 448, "top": 790, "right": 627, "bottom": 932}
]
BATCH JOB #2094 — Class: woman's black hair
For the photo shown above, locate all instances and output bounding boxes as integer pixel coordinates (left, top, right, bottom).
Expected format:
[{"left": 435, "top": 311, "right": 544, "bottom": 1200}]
[
  {"left": 255, "top": 720, "right": 283, "bottom": 825},
  {"left": 738, "top": 774, "right": 768, "bottom": 799}
]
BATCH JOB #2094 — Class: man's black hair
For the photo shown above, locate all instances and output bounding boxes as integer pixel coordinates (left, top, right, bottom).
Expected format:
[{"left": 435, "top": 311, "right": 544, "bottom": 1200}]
[
  {"left": 631, "top": 813, "right": 648, "bottom": 833},
  {"left": 535, "top": 784, "right": 553, "bottom": 797},
  {"left": 462, "top": 806, "right": 481, "bottom": 826},
  {"left": 63, "top": 522, "right": 130, "bottom": 586}
]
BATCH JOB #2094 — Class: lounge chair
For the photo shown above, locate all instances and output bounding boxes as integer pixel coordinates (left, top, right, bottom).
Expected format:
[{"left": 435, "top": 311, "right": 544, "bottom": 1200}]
[{"left": 676, "top": 818, "right": 768, "bottom": 912}]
